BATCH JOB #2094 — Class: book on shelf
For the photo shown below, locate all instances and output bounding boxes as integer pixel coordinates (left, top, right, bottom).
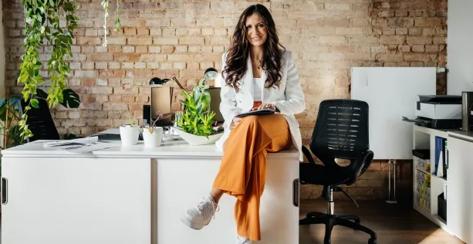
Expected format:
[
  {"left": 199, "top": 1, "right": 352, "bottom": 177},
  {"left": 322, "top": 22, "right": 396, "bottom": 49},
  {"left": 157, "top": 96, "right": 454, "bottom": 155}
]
[{"left": 434, "top": 136, "right": 447, "bottom": 179}]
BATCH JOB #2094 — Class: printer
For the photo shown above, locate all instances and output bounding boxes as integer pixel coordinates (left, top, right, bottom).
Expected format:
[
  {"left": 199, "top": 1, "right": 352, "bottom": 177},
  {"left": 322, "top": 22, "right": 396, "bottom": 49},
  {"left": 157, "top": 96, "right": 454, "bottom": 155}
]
[{"left": 414, "top": 95, "right": 462, "bottom": 129}]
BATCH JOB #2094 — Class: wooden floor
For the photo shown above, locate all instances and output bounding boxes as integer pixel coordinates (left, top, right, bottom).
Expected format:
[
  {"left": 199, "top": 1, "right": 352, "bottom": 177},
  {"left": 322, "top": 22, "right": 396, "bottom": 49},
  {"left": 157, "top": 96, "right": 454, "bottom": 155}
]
[{"left": 299, "top": 199, "right": 464, "bottom": 244}]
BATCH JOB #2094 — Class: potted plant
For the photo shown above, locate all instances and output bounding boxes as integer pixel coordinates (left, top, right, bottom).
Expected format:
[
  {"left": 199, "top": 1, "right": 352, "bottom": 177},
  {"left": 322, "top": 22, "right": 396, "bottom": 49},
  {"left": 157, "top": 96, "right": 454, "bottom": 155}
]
[
  {"left": 17, "top": 0, "right": 78, "bottom": 142},
  {"left": 119, "top": 119, "right": 140, "bottom": 147},
  {"left": 142, "top": 117, "right": 164, "bottom": 148},
  {"left": 174, "top": 80, "right": 222, "bottom": 145}
]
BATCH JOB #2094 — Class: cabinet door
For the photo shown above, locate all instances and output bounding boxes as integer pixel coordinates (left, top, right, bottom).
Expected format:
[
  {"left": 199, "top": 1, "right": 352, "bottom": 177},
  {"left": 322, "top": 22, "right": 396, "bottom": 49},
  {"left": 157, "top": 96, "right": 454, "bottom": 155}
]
[
  {"left": 1, "top": 157, "right": 151, "bottom": 244},
  {"left": 447, "top": 136, "right": 473, "bottom": 243},
  {"left": 156, "top": 156, "right": 299, "bottom": 244}
]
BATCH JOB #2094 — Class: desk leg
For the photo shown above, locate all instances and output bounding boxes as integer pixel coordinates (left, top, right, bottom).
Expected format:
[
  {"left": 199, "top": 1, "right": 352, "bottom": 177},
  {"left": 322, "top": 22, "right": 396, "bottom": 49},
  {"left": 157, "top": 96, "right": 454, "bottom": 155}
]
[{"left": 386, "top": 160, "right": 398, "bottom": 204}]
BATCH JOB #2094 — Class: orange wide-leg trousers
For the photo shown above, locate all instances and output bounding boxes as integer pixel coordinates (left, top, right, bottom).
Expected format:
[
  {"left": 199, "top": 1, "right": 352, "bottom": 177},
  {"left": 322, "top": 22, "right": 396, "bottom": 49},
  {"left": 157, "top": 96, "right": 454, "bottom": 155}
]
[{"left": 212, "top": 114, "right": 291, "bottom": 241}]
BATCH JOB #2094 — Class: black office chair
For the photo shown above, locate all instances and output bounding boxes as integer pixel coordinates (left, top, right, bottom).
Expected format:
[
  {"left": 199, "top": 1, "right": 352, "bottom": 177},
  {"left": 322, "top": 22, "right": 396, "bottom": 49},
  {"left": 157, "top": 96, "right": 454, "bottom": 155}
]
[
  {"left": 22, "top": 98, "right": 60, "bottom": 141},
  {"left": 299, "top": 99, "right": 377, "bottom": 244}
]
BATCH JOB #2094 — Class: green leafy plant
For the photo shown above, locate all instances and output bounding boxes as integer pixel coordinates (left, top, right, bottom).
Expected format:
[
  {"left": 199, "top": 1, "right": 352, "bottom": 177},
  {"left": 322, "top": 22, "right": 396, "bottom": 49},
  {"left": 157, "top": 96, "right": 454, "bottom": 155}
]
[
  {"left": 0, "top": 96, "right": 23, "bottom": 148},
  {"left": 175, "top": 80, "right": 216, "bottom": 137},
  {"left": 35, "top": 88, "right": 80, "bottom": 109},
  {"left": 0, "top": 88, "right": 81, "bottom": 148},
  {"left": 17, "top": 0, "right": 79, "bottom": 142}
]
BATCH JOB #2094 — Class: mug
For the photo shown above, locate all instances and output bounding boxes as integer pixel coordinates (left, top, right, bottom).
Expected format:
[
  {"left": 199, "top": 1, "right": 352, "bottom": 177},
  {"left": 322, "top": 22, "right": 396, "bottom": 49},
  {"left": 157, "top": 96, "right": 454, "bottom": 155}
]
[
  {"left": 119, "top": 125, "right": 140, "bottom": 146},
  {"left": 143, "top": 127, "right": 164, "bottom": 148}
]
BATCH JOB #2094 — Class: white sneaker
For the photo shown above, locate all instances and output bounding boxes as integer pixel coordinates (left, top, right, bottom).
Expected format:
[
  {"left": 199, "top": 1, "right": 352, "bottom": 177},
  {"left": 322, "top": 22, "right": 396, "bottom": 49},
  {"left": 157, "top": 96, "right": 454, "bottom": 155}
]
[
  {"left": 236, "top": 235, "right": 252, "bottom": 244},
  {"left": 181, "top": 195, "right": 218, "bottom": 230}
]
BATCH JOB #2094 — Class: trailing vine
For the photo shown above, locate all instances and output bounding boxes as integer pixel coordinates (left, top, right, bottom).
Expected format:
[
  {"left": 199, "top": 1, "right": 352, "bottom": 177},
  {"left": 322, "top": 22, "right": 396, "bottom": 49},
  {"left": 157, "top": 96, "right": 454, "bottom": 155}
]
[
  {"left": 101, "top": 0, "right": 109, "bottom": 47},
  {"left": 17, "top": 0, "right": 78, "bottom": 141},
  {"left": 101, "top": 0, "right": 122, "bottom": 47},
  {"left": 114, "top": 0, "right": 121, "bottom": 31}
]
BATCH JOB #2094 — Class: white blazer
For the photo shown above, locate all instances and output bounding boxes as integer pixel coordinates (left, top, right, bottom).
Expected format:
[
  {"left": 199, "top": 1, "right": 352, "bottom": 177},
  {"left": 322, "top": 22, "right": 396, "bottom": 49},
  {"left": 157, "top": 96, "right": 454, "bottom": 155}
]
[{"left": 215, "top": 50, "right": 306, "bottom": 160}]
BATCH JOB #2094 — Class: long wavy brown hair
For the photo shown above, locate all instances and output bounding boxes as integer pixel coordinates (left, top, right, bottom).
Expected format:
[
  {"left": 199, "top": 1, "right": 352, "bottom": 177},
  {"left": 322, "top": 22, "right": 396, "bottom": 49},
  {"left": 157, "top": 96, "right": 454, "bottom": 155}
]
[{"left": 223, "top": 4, "right": 285, "bottom": 90}]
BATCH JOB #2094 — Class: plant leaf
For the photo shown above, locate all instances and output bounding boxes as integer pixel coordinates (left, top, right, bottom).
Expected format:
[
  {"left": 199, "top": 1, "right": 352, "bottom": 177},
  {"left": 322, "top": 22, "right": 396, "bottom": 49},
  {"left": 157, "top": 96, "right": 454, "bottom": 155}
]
[{"left": 61, "top": 88, "right": 81, "bottom": 108}]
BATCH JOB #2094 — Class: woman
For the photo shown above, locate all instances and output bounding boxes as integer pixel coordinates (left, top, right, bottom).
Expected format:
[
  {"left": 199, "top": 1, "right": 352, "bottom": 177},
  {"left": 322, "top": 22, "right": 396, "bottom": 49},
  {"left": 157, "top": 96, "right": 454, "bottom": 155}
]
[{"left": 181, "top": 4, "right": 305, "bottom": 243}]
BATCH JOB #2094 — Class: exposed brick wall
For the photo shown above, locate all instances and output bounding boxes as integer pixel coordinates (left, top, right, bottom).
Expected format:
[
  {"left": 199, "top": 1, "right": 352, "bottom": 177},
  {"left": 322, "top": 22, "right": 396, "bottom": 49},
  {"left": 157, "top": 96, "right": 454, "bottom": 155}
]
[{"left": 2, "top": 0, "right": 447, "bottom": 200}]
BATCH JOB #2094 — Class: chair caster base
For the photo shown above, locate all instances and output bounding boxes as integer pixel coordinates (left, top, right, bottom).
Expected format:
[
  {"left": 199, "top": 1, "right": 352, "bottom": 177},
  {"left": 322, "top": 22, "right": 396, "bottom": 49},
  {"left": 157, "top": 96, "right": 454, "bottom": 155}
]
[{"left": 300, "top": 211, "right": 377, "bottom": 244}]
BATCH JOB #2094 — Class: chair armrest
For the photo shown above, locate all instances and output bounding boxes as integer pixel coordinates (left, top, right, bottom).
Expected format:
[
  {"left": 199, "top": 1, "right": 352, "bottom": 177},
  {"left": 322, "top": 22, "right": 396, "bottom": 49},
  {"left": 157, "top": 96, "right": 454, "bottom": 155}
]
[
  {"left": 348, "top": 150, "right": 374, "bottom": 179},
  {"left": 358, "top": 150, "right": 374, "bottom": 175},
  {"left": 301, "top": 145, "right": 316, "bottom": 164},
  {"left": 337, "top": 150, "right": 374, "bottom": 186}
]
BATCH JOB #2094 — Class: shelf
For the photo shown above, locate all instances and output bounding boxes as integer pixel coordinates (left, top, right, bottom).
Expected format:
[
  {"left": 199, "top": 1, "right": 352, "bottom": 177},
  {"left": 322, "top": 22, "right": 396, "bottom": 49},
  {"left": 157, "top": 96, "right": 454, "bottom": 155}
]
[
  {"left": 431, "top": 174, "right": 447, "bottom": 182},
  {"left": 416, "top": 168, "right": 430, "bottom": 175},
  {"left": 414, "top": 204, "right": 431, "bottom": 218},
  {"left": 413, "top": 124, "right": 449, "bottom": 233},
  {"left": 433, "top": 215, "right": 447, "bottom": 225},
  {"left": 414, "top": 125, "right": 449, "bottom": 138}
]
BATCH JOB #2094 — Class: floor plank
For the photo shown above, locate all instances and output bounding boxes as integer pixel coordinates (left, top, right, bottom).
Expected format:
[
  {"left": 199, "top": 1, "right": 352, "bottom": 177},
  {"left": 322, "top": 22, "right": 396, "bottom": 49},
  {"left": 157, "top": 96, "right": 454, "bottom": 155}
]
[{"left": 300, "top": 199, "right": 464, "bottom": 244}]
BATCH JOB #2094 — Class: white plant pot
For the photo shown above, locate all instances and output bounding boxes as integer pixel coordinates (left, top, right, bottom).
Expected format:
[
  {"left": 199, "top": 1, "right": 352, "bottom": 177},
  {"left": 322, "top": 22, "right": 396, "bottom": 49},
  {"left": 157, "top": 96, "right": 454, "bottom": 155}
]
[
  {"left": 143, "top": 127, "right": 164, "bottom": 148},
  {"left": 119, "top": 125, "right": 140, "bottom": 146},
  {"left": 174, "top": 127, "right": 223, "bottom": 146}
]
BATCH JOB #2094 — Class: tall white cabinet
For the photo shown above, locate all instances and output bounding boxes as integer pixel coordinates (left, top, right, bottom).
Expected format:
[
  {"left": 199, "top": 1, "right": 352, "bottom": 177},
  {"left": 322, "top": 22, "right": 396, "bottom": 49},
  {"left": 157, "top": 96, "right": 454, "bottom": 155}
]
[
  {"left": 412, "top": 126, "right": 473, "bottom": 243},
  {"left": 446, "top": 132, "right": 473, "bottom": 243}
]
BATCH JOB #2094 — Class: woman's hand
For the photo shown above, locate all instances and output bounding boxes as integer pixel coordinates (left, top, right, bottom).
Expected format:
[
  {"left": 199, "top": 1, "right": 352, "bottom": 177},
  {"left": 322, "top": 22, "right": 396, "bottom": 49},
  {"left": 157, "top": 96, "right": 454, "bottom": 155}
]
[{"left": 251, "top": 103, "right": 277, "bottom": 112}]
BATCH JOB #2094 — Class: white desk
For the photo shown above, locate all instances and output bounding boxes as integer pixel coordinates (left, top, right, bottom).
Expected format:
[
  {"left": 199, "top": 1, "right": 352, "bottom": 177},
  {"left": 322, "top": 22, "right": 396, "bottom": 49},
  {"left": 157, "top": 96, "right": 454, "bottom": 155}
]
[{"left": 0, "top": 139, "right": 299, "bottom": 244}]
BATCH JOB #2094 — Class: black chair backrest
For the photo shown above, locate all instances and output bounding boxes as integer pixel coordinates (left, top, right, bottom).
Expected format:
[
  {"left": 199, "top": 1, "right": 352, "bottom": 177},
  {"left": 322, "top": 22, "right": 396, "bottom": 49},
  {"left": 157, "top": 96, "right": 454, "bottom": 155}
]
[
  {"left": 311, "top": 99, "right": 369, "bottom": 165},
  {"left": 22, "top": 98, "right": 60, "bottom": 141}
]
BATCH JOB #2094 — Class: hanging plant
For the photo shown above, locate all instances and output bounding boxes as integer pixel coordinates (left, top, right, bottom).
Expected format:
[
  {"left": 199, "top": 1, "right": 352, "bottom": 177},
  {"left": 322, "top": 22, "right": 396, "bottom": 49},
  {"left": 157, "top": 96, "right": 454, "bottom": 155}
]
[
  {"left": 17, "top": 0, "right": 78, "bottom": 141},
  {"left": 101, "top": 0, "right": 122, "bottom": 47},
  {"left": 114, "top": 0, "right": 122, "bottom": 31}
]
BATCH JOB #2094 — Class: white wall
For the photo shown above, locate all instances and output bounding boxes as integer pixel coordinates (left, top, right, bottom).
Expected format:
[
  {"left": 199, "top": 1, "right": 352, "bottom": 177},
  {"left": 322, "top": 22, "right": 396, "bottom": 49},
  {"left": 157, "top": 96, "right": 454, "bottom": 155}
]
[
  {"left": 0, "top": 3, "right": 5, "bottom": 97},
  {"left": 447, "top": 0, "right": 473, "bottom": 95}
]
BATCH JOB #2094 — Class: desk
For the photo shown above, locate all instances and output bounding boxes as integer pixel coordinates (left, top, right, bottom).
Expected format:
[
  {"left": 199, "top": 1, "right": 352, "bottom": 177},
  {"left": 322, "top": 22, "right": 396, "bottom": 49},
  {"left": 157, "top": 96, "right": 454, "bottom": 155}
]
[{"left": 0, "top": 139, "right": 299, "bottom": 244}]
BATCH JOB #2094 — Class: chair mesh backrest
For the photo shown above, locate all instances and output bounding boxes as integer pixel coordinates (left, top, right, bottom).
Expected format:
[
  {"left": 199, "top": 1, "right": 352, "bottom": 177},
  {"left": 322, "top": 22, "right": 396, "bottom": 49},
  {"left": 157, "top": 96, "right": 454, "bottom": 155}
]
[
  {"left": 311, "top": 99, "right": 369, "bottom": 160},
  {"left": 23, "top": 98, "right": 60, "bottom": 141}
]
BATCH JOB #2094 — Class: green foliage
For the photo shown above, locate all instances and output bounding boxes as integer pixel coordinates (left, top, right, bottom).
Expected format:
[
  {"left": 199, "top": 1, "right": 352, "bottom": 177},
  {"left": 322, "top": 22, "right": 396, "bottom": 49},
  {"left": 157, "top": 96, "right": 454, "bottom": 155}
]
[
  {"left": 0, "top": 96, "right": 23, "bottom": 148},
  {"left": 176, "top": 80, "right": 216, "bottom": 136},
  {"left": 0, "top": 88, "right": 81, "bottom": 148},
  {"left": 36, "top": 88, "right": 81, "bottom": 109},
  {"left": 17, "top": 0, "right": 78, "bottom": 142}
]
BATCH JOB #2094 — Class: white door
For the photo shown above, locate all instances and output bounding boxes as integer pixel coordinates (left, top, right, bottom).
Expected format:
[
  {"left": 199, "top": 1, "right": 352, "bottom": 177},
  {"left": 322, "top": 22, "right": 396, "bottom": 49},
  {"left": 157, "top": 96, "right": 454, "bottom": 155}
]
[
  {"left": 156, "top": 156, "right": 299, "bottom": 244},
  {"left": 447, "top": 136, "right": 473, "bottom": 243},
  {"left": 1, "top": 157, "right": 151, "bottom": 244}
]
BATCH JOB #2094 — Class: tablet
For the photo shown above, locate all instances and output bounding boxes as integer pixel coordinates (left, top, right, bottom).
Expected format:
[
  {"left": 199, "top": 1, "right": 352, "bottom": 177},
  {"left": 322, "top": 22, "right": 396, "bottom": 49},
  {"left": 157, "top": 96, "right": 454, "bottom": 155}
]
[{"left": 235, "top": 109, "right": 275, "bottom": 118}]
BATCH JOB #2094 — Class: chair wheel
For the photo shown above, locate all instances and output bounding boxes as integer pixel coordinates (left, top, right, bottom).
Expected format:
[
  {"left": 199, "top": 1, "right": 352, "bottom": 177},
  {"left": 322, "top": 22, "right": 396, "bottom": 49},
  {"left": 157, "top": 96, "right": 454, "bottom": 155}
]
[{"left": 368, "top": 238, "right": 377, "bottom": 244}]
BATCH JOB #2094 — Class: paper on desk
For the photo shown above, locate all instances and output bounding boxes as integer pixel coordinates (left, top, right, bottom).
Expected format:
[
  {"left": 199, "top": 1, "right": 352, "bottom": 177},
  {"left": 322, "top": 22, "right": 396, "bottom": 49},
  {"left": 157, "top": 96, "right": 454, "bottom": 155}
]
[{"left": 43, "top": 137, "right": 112, "bottom": 153}]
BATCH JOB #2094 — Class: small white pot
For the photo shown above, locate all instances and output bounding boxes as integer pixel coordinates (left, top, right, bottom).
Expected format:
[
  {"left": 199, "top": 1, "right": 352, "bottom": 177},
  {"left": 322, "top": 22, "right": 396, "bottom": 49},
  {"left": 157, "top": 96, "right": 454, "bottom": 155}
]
[
  {"left": 143, "top": 127, "right": 164, "bottom": 148},
  {"left": 119, "top": 125, "right": 140, "bottom": 146}
]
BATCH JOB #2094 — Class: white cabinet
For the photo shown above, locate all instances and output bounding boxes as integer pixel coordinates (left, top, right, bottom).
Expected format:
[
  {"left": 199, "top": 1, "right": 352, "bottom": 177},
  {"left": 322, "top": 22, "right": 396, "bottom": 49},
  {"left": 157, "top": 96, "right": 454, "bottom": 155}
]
[
  {"left": 155, "top": 155, "right": 299, "bottom": 244},
  {"left": 412, "top": 126, "right": 448, "bottom": 228},
  {"left": 447, "top": 134, "right": 473, "bottom": 243},
  {"left": 413, "top": 126, "right": 473, "bottom": 243},
  {"left": 1, "top": 157, "right": 151, "bottom": 244},
  {"left": 1, "top": 141, "right": 300, "bottom": 244}
]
